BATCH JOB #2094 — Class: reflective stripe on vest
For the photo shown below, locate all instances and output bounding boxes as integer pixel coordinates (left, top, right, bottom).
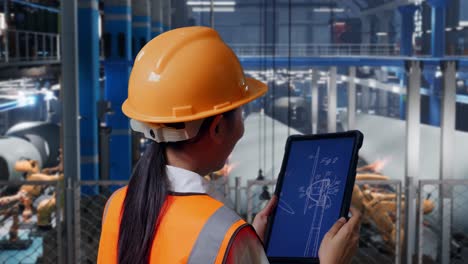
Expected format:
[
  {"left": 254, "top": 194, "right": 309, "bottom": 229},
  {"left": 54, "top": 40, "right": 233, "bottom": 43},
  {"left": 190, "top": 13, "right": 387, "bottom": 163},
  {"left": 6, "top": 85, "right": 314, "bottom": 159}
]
[
  {"left": 188, "top": 206, "right": 241, "bottom": 263},
  {"left": 97, "top": 187, "right": 248, "bottom": 264}
]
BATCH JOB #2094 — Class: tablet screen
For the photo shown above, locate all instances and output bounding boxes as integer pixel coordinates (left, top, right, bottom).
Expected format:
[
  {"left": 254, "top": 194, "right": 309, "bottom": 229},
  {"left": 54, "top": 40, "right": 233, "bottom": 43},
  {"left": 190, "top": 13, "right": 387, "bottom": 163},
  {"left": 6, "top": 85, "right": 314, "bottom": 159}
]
[{"left": 266, "top": 136, "right": 356, "bottom": 258}]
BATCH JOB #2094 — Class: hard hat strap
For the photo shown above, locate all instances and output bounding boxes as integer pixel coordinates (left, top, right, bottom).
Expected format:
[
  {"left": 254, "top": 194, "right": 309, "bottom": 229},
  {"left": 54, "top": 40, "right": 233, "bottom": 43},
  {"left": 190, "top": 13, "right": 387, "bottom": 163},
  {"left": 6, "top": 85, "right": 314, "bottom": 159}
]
[{"left": 130, "top": 119, "right": 204, "bottom": 143}]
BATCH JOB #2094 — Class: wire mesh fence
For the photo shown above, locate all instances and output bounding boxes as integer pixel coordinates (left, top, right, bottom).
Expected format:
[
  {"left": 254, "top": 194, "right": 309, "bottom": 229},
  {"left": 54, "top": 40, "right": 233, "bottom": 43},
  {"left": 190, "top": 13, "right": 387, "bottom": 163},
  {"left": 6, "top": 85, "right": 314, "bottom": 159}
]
[
  {"left": 74, "top": 181, "right": 127, "bottom": 264},
  {"left": 1, "top": 176, "right": 465, "bottom": 264},
  {"left": 352, "top": 180, "right": 402, "bottom": 264},
  {"left": 417, "top": 180, "right": 468, "bottom": 264},
  {"left": 0, "top": 180, "right": 62, "bottom": 264}
]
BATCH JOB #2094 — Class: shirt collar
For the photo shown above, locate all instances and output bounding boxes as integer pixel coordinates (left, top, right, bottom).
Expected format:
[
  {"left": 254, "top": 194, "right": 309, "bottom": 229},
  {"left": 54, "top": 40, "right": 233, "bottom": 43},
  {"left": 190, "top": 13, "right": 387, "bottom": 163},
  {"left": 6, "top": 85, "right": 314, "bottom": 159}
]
[{"left": 166, "top": 165, "right": 209, "bottom": 194}]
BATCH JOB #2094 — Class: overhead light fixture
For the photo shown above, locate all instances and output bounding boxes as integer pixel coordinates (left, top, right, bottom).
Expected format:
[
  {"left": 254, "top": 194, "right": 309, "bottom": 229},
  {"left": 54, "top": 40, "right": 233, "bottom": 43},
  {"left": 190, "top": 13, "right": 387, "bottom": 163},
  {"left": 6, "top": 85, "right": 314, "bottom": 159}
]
[
  {"left": 192, "top": 7, "right": 235, "bottom": 12},
  {"left": 0, "top": 13, "right": 6, "bottom": 31},
  {"left": 445, "top": 27, "right": 452, "bottom": 32},
  {"left": 187, "top": 1, "right": 236, "bottom": 6},
  {"left": 376, "top": 32, "right": 388, "bottom": 36},
  {"left": 426, "top": 30, "right": 432, "bottom": 34},
  {"left": 459, "top": 21, "right": 468, "bottom": 27},
  {"left": 392, "top": 85, "right": 400, "bottom": 93},
  {"left": 456, "top": 26, "right": 463, "bottom": 30},
  {"left": 313, "top": 7, "right": 344, "bottom": 13}
]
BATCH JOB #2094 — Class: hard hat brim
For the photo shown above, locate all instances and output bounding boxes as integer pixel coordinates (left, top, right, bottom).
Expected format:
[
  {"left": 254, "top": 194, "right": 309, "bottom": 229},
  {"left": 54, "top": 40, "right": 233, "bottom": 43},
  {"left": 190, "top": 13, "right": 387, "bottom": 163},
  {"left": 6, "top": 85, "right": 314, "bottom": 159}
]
[{"left": 122, "top": 77, "right": 268, "bottom": 124}]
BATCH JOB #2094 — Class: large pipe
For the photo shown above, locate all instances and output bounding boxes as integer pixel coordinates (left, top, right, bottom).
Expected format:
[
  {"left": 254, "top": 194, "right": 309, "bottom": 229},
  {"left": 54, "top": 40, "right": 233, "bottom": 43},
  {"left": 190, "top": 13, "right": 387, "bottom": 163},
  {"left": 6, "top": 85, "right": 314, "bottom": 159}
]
[
  {"left": 78, "top": 0, "right": 100, "bottom": 181},
  {"left": 132, "top": 0, "right": 151, "bottom": 56},
  {"left": 103, "top": 0, "right": 132, "bottom": 181},
  {"left": 151, "top": 0, "right": 163, "bottom": 37}
]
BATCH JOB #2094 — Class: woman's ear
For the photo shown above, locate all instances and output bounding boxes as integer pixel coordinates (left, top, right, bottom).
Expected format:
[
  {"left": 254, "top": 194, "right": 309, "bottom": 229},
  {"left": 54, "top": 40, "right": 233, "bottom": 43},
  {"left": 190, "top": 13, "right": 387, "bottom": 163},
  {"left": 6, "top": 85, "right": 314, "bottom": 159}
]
[{"left": 209, "top": 115, "right": 224, "bottom": 144}]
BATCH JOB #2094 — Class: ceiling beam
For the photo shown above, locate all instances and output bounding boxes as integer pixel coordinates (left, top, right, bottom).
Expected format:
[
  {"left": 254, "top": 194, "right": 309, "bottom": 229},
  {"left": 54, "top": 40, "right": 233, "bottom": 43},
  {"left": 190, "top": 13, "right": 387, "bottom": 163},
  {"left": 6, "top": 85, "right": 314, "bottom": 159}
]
[{"left": 361, "top": 0, "right": 419, "bottom": 16}]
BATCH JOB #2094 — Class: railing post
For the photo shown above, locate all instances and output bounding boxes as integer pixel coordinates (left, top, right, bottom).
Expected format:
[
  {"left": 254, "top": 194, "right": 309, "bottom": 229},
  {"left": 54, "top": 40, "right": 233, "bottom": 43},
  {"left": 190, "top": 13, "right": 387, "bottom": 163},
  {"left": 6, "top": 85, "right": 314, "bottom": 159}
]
[
  {"left": 15, "top": 31, "right": 19, "bottom": 60},
  {"left": 57, "top": 35, "right": 61, "bottom": 60},
  {"left": 42, "top": 33, "right": 46, "bottom": 58},
  {"left": 25, "top": 32, "right": 29, "bottom": 60},
  {"left": 34, "top": 32, "right": 38, "bottom": 58},
  {"left": 235, "top": 177, "right": 241, "bottom": 214}
]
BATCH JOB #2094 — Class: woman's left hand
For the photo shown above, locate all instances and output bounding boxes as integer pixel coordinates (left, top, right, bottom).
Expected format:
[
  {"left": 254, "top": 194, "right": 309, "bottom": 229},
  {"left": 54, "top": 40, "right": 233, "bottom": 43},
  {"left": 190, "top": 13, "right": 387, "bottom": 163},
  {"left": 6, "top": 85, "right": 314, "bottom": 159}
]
[{"left": 252, "top": 195, "right": 278, "bottom": 242}]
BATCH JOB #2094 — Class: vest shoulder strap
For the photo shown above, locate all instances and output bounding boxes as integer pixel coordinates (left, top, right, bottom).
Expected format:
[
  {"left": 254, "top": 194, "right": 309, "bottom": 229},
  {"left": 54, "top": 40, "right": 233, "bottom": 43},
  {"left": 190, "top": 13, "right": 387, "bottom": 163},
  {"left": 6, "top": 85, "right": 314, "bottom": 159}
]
[{"left": 187, "top": 205, "right": 247, "bottom": 264}]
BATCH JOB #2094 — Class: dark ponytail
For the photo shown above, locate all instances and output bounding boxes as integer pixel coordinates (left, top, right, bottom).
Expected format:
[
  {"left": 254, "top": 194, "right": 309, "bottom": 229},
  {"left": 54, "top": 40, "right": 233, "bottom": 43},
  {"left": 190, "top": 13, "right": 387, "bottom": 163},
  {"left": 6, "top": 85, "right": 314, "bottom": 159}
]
[
  {"left": 118, "top": 142, "right": 169, "bottom": 264},
  {"left": 117, "top": 111, "right": 235, "bottom": 263}
]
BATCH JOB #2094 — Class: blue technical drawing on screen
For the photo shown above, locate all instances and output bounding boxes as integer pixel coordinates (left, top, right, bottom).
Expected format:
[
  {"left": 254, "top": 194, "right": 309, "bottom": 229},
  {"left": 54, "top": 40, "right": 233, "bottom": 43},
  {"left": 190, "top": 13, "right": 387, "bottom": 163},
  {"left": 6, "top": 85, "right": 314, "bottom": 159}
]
[{"left": 267, "top": 137, "right": 355, "bottom": 258}]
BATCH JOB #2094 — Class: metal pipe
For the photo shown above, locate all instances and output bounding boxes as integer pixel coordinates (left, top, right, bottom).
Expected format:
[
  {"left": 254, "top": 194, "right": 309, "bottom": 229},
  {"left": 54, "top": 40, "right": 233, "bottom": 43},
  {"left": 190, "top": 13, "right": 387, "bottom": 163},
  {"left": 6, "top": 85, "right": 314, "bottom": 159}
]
[
  {"left": 210, "top": 0, "right": 214, "bottom": 28},
  {"left": 311, "top": 70, "right": 319, "bottom": 134},
  {"left": 60, "top": 0, "right": 80, "bottom": 262},
  {"left": 440, "top": 61, "right": 457, "bottom": 264},
  {"left": 328, "top": 66, "right": 337, "bottom": 132},
  {"left": 56, "top": 181, "right": 63, "bottom": 264},
  {"left": 417, "top": 181, "right": 424, "bottom": 264},
  {"left": 404, "top": 60, "right": 421, "bottom": 264},
  {"left": 3, "top": 0, "right": 8, "bottom": 62},
  {"left": 15, "top": 31, "right": 19, "bottom": 60},
  {"left": 235, "top": 177, "right": 241, "bottom": 213},
  {"left": 348, "top": 67, "right": 356, "bottom": 130},
  {"left": 25, "top": 32, "right": 29, "bottom": 60},
  {"left": 396, "top": 181, "right": 402, "bottom": 264}
]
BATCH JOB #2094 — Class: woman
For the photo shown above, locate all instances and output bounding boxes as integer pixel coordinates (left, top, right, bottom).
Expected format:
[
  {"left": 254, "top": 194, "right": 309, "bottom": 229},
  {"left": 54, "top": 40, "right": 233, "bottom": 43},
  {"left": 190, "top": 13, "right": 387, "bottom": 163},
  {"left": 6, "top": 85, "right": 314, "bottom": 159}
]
[{"left": 98, "top": 26, "right": 361, "bottom": 264}]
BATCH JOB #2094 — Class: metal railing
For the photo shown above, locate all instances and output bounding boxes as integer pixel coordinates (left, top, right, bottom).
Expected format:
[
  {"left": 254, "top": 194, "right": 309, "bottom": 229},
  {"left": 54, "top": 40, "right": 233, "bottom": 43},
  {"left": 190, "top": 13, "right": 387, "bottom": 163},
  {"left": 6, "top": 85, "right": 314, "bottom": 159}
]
[
  {"left": 0, "top": 29, "right": 61, "bottom": 64},
  {"left": 245, "top": 179, "right": 277, "bottom": 223},
  {"left": 417, "top": 179, "right": 468, "bottom": 264},
  {"left": 2, "top": 177, "right": 466, "bottom": 264},
  {"left": 230, "top": 43, "right": 399, "bottom": 57}
]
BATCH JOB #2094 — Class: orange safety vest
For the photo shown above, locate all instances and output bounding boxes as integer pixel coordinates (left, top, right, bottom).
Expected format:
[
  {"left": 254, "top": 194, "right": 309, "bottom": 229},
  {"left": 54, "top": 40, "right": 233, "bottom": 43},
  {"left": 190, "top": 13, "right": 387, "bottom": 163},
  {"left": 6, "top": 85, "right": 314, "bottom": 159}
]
[{"left": 98, "top": 187, "right": 251, "bottom": 263}]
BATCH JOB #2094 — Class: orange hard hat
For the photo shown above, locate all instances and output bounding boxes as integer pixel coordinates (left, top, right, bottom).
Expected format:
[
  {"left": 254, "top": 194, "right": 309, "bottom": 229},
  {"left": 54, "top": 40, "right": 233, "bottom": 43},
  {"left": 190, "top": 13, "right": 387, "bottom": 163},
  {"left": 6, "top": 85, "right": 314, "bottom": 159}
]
[{"left": 122, "top": 26, "right": 268, "bottom": 125}]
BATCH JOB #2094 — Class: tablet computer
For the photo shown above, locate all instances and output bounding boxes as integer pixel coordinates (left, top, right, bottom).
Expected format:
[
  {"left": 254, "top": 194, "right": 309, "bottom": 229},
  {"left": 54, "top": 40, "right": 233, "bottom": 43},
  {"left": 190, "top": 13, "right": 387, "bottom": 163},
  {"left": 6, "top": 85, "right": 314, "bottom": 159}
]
[{"left": 264, "top": 130, "right": 363, "bottom": 263}]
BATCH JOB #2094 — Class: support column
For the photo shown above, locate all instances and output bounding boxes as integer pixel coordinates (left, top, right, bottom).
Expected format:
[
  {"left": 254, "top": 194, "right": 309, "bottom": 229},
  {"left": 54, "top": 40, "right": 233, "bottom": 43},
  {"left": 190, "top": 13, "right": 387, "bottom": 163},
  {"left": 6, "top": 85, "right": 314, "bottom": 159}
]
[
  {"left": 328, "top": 67, "right": 337, "bottom": 133},
  {"left": 61, "top": 0, "right": 80, "bottom": 263},
  {"left": 428, "top": 0, "right": 447, "bottom": 57},
  {"left": 78, "top": 0, "right": 100, "bottom": 181},
  {"left": 404, "top": 60, "right": 422, "bottom": 264},
  {"left": 132, "top": 0, "right": 151, "bottom": 57},
  {"left": 398, "top": 5, "right": 417, "bottom": 56},
  {"left": 348, "top": 67, "right": 356, "bottom": 130},
  {"left": 151, "top": 0, "right": 163, "bottom": 37},
  {"left": 439, "top": 61, "right": 457, "bottom": 264},
  {"left": 104, "top": 0, "right": 132, "bottom": 181},
  {"left": 310, "top": 70, "right": 319, "bottom": 134},
  {"left": 163, "top": 0, "right": 172, "bottom": 31},
  {"left": 426, "top": 72, "right": 441, "bottom": 126}
]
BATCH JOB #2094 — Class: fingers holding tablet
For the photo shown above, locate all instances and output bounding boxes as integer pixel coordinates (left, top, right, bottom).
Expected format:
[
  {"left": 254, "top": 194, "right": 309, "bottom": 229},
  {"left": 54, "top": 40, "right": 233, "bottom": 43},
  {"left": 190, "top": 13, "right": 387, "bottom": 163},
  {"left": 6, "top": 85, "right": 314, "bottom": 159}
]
[
  {"left": 319, "top": 207, "right": 362, "bottom": 264},
  {"left": 253, "top": 195, "right": 278, "bottom": 242}
]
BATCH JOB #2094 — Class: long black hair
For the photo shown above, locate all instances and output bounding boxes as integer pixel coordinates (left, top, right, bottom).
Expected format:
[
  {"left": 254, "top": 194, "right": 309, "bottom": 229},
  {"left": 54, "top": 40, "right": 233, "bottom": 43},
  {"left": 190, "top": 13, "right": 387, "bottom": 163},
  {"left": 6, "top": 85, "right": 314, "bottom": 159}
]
[
  {"left": 117, "top": 112, "right": 237, "bottom": 264},
  {"left": 118, "top": 142, "right": 169, "bottom": 264}
]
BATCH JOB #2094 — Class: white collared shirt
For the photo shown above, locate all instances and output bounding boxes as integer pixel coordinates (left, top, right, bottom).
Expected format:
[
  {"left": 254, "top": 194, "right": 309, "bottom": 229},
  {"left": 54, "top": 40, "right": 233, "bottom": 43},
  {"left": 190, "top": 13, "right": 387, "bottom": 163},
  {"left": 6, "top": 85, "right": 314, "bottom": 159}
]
[{"left": 166, "top": 165, "right": 269, "bottom": 264}]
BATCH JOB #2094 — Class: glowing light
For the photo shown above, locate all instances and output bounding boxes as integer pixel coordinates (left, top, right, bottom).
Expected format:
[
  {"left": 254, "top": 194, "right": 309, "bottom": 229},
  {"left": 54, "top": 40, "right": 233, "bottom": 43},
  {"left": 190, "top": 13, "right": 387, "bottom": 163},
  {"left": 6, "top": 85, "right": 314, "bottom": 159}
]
[
  {"left": 187, "top": 1, "right": 236, "bottom": 6},
  {"left": 192, "top": 7, "right": 235, "bottom": 12}
]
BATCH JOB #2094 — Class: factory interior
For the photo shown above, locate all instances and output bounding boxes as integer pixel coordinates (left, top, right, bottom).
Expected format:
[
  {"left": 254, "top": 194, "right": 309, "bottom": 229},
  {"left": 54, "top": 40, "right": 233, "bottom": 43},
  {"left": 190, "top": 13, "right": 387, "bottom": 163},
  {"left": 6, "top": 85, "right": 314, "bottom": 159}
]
[{"left": 0, "top": 0, "right": 467, "bottom": 263}]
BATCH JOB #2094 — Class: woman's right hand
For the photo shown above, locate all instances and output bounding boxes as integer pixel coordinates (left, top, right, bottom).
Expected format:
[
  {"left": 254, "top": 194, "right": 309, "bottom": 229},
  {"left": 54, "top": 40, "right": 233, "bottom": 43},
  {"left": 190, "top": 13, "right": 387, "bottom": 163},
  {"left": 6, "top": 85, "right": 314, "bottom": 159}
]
[{"left": 318, "top": 207, "right": 362, "bottom": 264}]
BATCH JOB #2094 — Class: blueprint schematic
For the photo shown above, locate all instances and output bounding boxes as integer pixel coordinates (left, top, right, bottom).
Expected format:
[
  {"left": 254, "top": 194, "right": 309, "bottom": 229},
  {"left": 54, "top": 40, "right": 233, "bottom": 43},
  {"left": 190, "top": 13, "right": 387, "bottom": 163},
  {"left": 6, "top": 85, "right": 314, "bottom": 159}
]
[{"left": 267, "top": 137, "right": 355, "bottom": 258}]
